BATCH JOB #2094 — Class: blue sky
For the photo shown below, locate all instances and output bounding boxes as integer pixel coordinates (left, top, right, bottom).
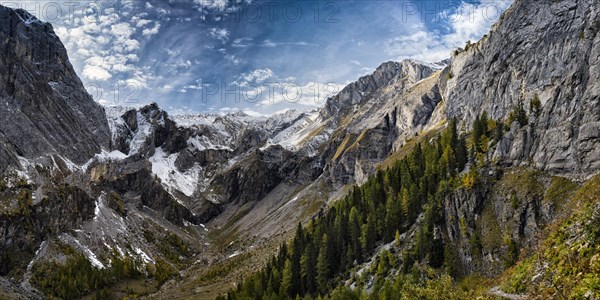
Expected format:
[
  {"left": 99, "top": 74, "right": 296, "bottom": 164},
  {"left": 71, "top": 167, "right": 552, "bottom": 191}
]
[{"left": 9, "top": 0, "right": 511, "bottom": 115}]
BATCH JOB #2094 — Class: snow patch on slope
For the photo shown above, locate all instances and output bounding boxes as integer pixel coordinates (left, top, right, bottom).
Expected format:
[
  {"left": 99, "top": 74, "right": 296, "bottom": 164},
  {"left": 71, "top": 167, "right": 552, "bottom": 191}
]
[
  {"left": 149, "top": 147, "right": 200, "bottom": 197},
  {"left": 266, "top": 111, "right": 329, "bottom": 155},
  {"left": 60, "top": 234, "right": 105, "bottom": 269},
  {"left": 82, "top": 150, "right": 128, "bottom": 171}
]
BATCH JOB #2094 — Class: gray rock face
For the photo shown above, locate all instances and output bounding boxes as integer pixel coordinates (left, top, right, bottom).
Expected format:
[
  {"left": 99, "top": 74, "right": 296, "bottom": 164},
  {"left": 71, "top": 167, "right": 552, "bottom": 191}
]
[
  {"left": 0, "top": 184, "right": 95, "bottom": 277},
  {"left": 445, "top": 0, "right": 600, "bottom": 176},
  {"left": 320, "top": 59, "right": 445, "bottom": 187},
  {"left": 442, "top": 168, "right": 557, "bottom": 277},
  {"left": 0, "top": 7, "right": 110, "bottom": 171}
]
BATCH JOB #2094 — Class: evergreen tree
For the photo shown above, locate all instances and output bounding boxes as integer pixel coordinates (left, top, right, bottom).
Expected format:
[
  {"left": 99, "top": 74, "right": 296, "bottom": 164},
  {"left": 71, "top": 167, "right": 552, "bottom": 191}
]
[
  {"left": 301, "top": 243, "right": 317, "bottom": 295},
  {"left": 316, "top": 234, "right": 330, "bottom": 294},
  {"left": 280, "top": 259, "right": 293, "bottom": 297},
  {"left": 360, "top": 215, "right": 376, "bottom": 254},
  {"left": 384, "top": 191, "right": 401, "bottom": 242},
  {"left": 348, "top": 207, "right": 362, "bottom": 262}
]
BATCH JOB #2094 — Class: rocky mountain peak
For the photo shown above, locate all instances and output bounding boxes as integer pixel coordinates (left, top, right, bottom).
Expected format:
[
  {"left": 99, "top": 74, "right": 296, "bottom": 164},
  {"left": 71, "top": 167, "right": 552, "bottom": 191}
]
[
  {"left": 323, "top": 59, "right": 440, "bottom": 120},
  {"left": 0, "top": 5, "right": 111, "bottom": 172}
]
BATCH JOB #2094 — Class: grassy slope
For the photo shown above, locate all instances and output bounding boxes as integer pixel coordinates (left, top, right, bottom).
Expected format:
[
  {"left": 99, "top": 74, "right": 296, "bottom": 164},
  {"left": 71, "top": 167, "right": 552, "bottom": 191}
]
[{"left": 498, "top": 174, "right": 600, "bottom": 299}]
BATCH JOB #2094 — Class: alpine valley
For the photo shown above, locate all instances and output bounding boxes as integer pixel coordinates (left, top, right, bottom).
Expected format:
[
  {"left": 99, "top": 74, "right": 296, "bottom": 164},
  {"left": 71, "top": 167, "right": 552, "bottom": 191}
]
[{"left": 0, "top": 0, "right": 599, "bottom": 299}]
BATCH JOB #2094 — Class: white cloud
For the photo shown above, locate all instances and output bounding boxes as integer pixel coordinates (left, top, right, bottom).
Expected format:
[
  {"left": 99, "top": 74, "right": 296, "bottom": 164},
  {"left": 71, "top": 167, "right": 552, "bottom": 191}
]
[
  {"left": 255, "top": 82, "right": 345, "bottom": 108},
  {"left": 142, "top": 23, "right": 161, "bottom": 36},
  {"left": 238, "top": 68, "right": 274, "bottom": 86},
  {"left": 385, "top": 0, "right": 512, "bottom": 63},
  {"left": 82, "top": 65, "right": 112, "bottom": 81},
  {"left": 51, "top": 2, "right": 158, "bottom": 104},
  {"left": 232, "top": 37, "right": 253, "bottom": 47},
  {"left": 261, "top": 40, "right": 314, "bottom": 48},
  {"left": 193, "top": 0, "right": 229, "bottom": 11},
  {"left": 209, "top": 28, "right": 229, "bottom": 42},
  {"left": 134, "top": 18, "right": 152, "bottom": 28},
  {"left": 111, "top": 22, "right": 135, "bottom": 36},
  {"left": 184, "top": 79, "right": 203, "bottom": 90},
  {"left": 225, "top": 54, "right": 240, "bottom": 65}
]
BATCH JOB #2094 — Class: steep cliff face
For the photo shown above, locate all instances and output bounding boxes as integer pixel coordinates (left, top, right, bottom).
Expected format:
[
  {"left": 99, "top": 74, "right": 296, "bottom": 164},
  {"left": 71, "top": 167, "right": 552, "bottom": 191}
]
[
  {"left": 446, "top": 0, "right": 600, "bottom": 176},
  {"left": 0, "top": 7, "right": 110, "bottom": 172},
  {"left": 442, "top": 168, "right": 561, "bottom": 277},
  {"left": 321, "top": 60, "right": 446, "bottom": 187},
  {"left": 0, "top": 8, "right": 206, "bottom": 297}
]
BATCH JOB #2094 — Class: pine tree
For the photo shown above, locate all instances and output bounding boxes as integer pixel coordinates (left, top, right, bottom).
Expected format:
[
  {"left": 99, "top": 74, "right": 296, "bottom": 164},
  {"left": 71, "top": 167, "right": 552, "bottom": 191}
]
[
  {"left": 301, "top": 243, "right": 317, "bottom": 295},
  {"left": 316, "top": 234, "right": 329, "bottom": 294},
  {"left": 348, "top": 207, "right": 362, "bottom": 262},
  {"left": 280, "top": 259, "right": 293, "bottom": 297},
  {"left": 494, "top": 120, "right": 504, "bottom": 142},
  {"left": 400, "top": 188, "right": 410, "bottom": 225},
  {"left": 384, "top": 191, "right": 401, "bottom": 242},
  {"left": 360, "top": 215, "right": 376, "bottom": 254},
  {"left": 291, "top": 223, "right": 304, "bottom": 295},
  {"left": 480, "top": 111, "right": 488, "bottom": 135}
]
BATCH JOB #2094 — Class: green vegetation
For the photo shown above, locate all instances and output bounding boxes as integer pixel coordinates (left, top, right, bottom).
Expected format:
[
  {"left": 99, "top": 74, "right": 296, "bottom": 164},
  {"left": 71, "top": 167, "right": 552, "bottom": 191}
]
[
  {"left": 507, "top": 100, "right": 528, "bottom": 127},
  {"left": 220, "top": 116, "right": 508, "bottom": 299},
  {"left": 544, "top": 176, "right": 578, "bottom": 206},
  {"left": 157, "top": 232, "right": 190, "bottom": 264},
  {"left": 501, "top": 175, "right": 600, "bottom": 298},
  {"left": 29, "top": 241, "right": 179, "bottom": 299},
  {"left": 529, "top": 94, "right": 541, "bottom": 116},
  {"left": 108, "top": 191, "right": 127, "bottom": 216},
  {"left": 31, "top": 248, "right": 144, "bottom": 299}
]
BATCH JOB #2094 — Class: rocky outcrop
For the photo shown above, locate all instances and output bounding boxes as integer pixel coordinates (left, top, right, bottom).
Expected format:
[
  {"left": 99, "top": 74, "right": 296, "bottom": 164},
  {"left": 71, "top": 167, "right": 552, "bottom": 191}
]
[
  {"left": 210, "top": 145, "right": 301, "bottom": 205},
  {"left": 0, "top": 183, "right": 95, "bottom": 278},
  {"left": 0, "top": 7, "right": 110, "bottom": 172},
  {"left": 320, "top": 60, "right": 445, "bottom": 187},
  {"left": 443, "top": 168, "right": 558, "bottom": 277},
  {"left": 445, "top": 0, "right": 600, "bottom": 176}
]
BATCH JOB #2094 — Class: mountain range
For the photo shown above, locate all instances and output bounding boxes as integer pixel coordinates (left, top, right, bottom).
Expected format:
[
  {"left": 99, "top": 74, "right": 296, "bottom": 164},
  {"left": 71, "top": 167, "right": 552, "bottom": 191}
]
[{"left": 0, "top": 0, "right": 598, "bottom": 299}]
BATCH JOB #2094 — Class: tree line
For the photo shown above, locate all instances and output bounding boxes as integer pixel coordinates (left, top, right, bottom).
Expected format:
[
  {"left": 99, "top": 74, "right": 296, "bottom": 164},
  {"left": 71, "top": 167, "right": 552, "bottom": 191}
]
[{"left": 220, "top": 113, "right": 505, "bottom": 299}]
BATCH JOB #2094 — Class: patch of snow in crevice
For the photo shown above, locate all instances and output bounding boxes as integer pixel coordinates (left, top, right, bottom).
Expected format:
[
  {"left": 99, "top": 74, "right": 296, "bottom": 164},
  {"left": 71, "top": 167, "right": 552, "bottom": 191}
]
[
  {"left": 188, "top": 135, "right": 232, "bottom": 151},
  {"left": 228, "top": 251, "right": 241, "bottom": 258},
  {"left": 134, "top": 247, "right": 154, "bottom": 264},
  {"left": 149, "top": 147, "right": 200, "bottom": 198},
  {"left": 60, "top": 234, "right": 105, "bottom": 269},
  {"left": 115, "top": 244, "right": 125, "bottom": 256},
  {"left": 92, "top": 194, "right": 128, "bottom": 234},
  {"left": 278, "top": 194, "right": 301, "bottom": 211},
  {"left": 26, "top": 241, "right": 46, "bottom": 272},
  {"left": 265, "top": 111, "right": 326, "bottom": 154},
  {"left": 128, "top": 111, "right": 152, "bottom": 156},
  {"left": 94, "top": 198, "right": 101, "bottom": 221}
]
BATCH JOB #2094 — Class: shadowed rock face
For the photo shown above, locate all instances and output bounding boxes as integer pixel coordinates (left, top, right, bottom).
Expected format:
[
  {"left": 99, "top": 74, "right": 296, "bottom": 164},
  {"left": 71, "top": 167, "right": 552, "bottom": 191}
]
[{"left": 0, "top": 7, "right": 110, "bottom": 171}]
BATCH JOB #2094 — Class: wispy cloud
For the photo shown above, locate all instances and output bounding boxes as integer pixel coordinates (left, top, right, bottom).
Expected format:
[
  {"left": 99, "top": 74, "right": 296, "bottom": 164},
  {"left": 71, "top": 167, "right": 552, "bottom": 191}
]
[
  {"left": 385, "top": 0, "right": 512, "bottom": 62},
  {"left": 261, "top": 40, "right": 316, "bottom": 48}
]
